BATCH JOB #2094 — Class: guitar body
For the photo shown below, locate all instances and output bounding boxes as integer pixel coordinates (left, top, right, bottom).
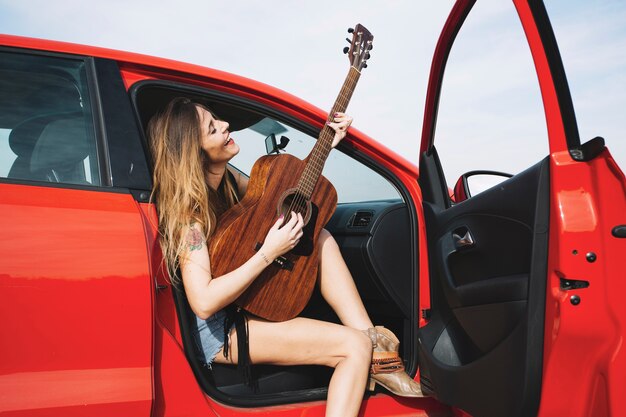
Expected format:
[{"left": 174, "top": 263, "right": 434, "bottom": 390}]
[
  {"left": 208, "top": 153, "right": 337, "bottom": 321},
  {"left": 209, "top": 23, "right": 372, "bottom": 322}
]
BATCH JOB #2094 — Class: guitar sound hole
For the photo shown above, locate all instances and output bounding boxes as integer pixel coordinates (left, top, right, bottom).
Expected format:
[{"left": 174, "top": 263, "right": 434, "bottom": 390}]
[{"left": 277, "top": 189, "right": 312, "bottom": 226}]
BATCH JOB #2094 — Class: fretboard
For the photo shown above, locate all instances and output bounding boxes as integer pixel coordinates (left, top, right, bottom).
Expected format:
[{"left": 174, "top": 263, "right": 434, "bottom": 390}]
[{"left": 297, "top": 66, "right": 361, "bottom": 199}]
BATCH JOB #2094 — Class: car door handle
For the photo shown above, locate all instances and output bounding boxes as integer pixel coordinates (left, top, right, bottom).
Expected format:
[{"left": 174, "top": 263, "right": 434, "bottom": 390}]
[
  {"left": 453, "top": 229, "right": 474, "bottom": 249},
  {"left": 437, "top": 227, "right": 477, "bottom": 308}
]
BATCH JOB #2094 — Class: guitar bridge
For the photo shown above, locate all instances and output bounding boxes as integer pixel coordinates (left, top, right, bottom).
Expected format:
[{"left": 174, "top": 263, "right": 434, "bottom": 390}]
[
  {"left": 254, "top": 242, "right": 294, "bottom": 271},
  {"left": 273, "top": 256, "right": 293, "bottom": 271}
]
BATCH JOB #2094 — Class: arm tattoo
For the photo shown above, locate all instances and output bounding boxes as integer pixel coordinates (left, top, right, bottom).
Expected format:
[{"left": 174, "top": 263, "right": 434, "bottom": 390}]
[{"left": 186, "top": 227, "right": 205, "bottom": 251}]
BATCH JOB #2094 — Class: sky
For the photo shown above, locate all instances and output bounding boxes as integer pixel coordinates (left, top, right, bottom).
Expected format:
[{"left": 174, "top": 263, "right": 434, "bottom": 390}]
[{"left": 1, "top": 0, "right": 624, "bottom": 186}]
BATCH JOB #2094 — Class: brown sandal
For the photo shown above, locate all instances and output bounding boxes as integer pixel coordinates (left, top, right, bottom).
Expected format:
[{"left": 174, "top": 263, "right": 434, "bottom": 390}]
[{"left": 363, "top": 326, "right": 424, "bottom": 397}]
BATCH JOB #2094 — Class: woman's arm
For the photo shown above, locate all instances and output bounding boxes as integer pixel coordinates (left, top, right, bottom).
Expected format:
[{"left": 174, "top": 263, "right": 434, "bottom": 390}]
[{"left": 181, "top": 213, "right": 304, "bottom": 320}]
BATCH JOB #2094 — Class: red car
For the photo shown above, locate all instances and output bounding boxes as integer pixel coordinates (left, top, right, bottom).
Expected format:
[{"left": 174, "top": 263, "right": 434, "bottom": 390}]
[{"left": 1, "top": 1, "right": 624, "bottom": 416}]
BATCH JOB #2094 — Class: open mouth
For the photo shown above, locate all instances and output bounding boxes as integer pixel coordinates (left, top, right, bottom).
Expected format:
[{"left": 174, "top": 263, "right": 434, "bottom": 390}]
[{"left": 224, "top": 136, "right": 234, "bottom": 146}]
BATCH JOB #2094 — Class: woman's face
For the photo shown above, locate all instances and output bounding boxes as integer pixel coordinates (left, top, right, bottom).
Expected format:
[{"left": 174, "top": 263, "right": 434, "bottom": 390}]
[{"left": 196, "top": 105, "right": 240, "bottom": 165}]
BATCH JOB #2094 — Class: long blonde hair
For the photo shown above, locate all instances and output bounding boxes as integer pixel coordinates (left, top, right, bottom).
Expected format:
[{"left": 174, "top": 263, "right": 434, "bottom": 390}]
[{"left": 148, "top": 97, "right": 239, "bottom": 283}]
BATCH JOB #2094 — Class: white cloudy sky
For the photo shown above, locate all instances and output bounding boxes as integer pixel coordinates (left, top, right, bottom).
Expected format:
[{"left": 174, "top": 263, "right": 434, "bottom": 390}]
[{"left": 1, "top": 0, "right": 624, "bottom": 185}]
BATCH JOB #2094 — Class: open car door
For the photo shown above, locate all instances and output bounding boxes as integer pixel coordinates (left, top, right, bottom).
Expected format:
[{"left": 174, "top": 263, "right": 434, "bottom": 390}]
[{"left": 417, "top": 1, "right": 626, "bottom": 417}]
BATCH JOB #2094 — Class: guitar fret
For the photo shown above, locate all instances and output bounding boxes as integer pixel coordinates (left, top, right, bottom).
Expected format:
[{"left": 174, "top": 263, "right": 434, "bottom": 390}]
[{"left": 295, "top": 66, "right": 361, "bottom": 200}]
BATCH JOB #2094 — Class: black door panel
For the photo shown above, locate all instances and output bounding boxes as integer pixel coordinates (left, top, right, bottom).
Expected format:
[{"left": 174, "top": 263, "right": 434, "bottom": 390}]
[
  {"left": 453, "top": 300, "right": 527, "bottom": 354},
  {"left": 327, "top": 200, "right": 414, "bottom": 319},
  {"left": 419, "top": 318, "right": 529, "bottom": 414},
  {"left": 444, "top": 216, "right": 532, "bottom": 286},
  {"left": 437, "top": 215, "right": 532, "bottom": 308},
  {"left": 418, "top": 156, "right": 549, "bottom": 417}
]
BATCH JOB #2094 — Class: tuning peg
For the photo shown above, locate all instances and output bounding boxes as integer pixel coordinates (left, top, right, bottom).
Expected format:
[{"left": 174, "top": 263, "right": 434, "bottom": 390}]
[
  {"left": 367, "top": 43, "right": 373, "bottom": 50},
  {"left": 365, "top": 53, "right": 370, "bottom": 59},
  {"left": 348, "top": 27, "right": 354, "bottom": 33},
  {"left": 363, "top": 63, "right": 368, "bottom": 68},
  {"left": 346, "top": 38, "right": 352, "bottom": 44},
  {"left": 343, "top": 46, "right": 349, "bottom": 54}
]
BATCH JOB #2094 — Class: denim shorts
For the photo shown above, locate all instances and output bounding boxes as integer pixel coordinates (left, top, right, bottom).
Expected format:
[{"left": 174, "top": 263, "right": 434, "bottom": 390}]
[{"left": 192, "top": 309, "right": 230, "bottom": 366}]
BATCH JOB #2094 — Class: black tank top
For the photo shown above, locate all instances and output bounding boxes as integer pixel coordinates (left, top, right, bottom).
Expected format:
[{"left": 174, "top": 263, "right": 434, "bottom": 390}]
[{"left": 209, "top": 170, "right": 240, "bottom": 217}]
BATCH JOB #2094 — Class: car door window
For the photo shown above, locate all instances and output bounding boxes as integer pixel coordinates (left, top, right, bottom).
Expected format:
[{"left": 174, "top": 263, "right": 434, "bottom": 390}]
[
  {"left": 0, "top": 51, "right": 100, "bottom": 185},
  {"left": 434, "top": 0, "right": 548, "bottom": 196},
  {"left": 543, "top": 2, "right": 626, "bottom": 169}
]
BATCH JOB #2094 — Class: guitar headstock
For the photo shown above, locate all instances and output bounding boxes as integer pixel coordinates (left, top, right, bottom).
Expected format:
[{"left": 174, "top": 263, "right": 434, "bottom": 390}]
[{"left": 344, "top": 23, "right": 373, "bottom": 71}]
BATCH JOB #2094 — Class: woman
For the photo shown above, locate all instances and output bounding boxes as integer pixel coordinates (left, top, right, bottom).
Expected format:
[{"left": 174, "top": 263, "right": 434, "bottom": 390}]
[{"left": 148, "top": 97, "right": 422, "bottom": 417}]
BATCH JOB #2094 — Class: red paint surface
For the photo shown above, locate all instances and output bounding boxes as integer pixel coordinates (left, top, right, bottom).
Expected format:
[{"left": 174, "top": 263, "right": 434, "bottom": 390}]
[
  {"left": 2, "top": 1, "right": 625, "bottom": 414},
  {"left": 515, "top": 1, "right": 626, "bottom": 416},
  {"left": 0, "top": 184, "right": 153, "bottom": 416}
]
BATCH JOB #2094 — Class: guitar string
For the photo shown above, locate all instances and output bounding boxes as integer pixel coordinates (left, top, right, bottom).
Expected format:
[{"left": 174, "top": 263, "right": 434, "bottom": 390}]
[
  {"left": 291, "top": 68, "right": 360, "bottom": 219},
  {"left": 285, "top": 122, "right": 332, "bottom": 219},
  {"left": 302, "top": 70, "right": 358, "bottom": 194},
  {"left": 286, "top": 76, "right": 350, "bottom": 219},
  {"left": 285, "top": 69, "right": 360, "bottom": 225},
  {"left": 287, "top": 70, "right": 356, "bottom": 217},
  {"left": 295, "top": 69, "right": 359, "bottom": 208}
]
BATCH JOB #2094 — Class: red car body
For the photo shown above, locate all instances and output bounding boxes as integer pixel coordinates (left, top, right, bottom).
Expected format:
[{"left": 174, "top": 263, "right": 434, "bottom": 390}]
[{"left": 0, "top": 1, "right": 624, "bottom": 416}]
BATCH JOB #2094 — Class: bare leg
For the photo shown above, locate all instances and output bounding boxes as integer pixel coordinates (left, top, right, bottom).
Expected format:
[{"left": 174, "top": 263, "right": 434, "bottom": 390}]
[
  {"left": 317, "top": 229, "right": 373, "bottom": 330},
  {"left": 215, "top": 316, "right": 372, "bottom": 417},
  {"left": 316, "top": 230, "right": 424, "bottom": 398}
]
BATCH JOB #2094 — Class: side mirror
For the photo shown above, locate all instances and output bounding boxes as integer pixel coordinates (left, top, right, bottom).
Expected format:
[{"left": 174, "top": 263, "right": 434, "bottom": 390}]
[
  {"left": 265, "top": 134, "right": 290, "bottom": 155},
  {"left": 453, "top": 170, "right": 513, "bottom": 203}
]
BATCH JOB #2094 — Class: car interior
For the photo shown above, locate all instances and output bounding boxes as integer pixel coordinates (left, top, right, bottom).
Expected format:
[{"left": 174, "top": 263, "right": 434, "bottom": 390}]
[
  {"left": 9, "top": 113, "right": 93, "bottom": 183},
  {"left": 0, "top": 53, "right": 99, "bottom": 186},
  {"left": 131, "top": 82, "right": 419, "bottom": 406}
]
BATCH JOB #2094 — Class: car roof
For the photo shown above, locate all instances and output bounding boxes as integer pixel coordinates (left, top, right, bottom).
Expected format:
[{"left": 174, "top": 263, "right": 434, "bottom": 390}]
[
  {"left": 0, "top": 34, "right": 418, "bottom": 175},
  {"left": 0, "top": 34, "right": 317, "bottom": 113}
]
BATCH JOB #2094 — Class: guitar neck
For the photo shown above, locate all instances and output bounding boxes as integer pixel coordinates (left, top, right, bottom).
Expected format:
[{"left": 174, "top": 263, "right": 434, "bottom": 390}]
[{"left": 297, "top": 66, "right": 361, "bottom": 199}]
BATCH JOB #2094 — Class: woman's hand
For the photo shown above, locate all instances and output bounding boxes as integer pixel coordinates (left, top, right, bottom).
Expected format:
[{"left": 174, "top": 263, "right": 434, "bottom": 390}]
[
  {"left": 261, "top": 211, "right": 304, "bottom": 260},
  {"left": 327, "top": 112, "right": 353, "bottom": 148}
]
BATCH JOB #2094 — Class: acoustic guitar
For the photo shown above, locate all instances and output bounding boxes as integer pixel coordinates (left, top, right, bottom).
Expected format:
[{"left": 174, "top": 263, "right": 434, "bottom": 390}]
[{"left": 209, "top": 24, "right": 373, "bottom": 321}]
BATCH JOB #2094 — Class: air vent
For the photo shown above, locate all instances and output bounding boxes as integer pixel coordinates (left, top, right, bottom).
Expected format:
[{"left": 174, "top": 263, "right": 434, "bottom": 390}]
[{"left": 349, "top": 210, "right": 373, "bottom": 227}]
